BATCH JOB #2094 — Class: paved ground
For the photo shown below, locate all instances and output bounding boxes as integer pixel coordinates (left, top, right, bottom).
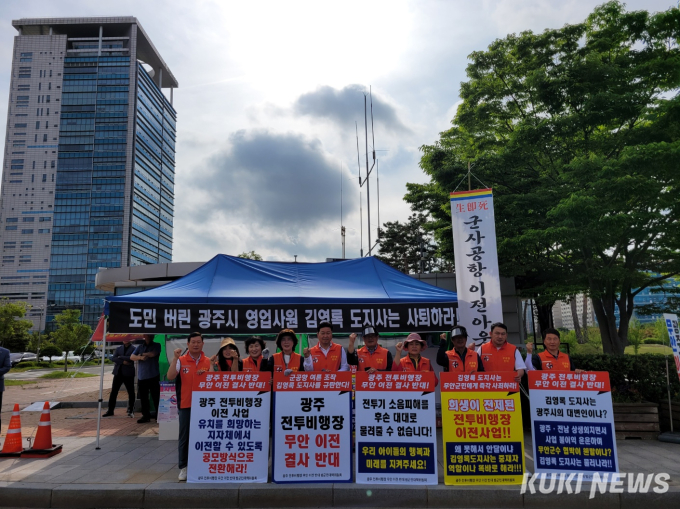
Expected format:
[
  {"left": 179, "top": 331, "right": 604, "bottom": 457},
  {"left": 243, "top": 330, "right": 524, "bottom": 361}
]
[{"left": 4, "top": 364, "right": 113, "bottom": 380}]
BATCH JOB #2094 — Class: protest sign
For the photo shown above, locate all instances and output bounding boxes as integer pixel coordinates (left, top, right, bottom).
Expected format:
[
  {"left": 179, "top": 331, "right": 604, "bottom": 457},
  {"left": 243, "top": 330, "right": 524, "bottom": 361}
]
[
  {"left": 272, "top": 372, "right": 353, "bottom": 483},
  {"left": 663, "top": 314, "right": 680, "bottom": 383},
  {"left": 440, "top": 372, "right": 525, "bottom": 485},
  {"left": 158, "top": 382, "right": 177, "bottom": 423},
  {"left": 187, "top": 372, "right": 271, "bottom": 483},
  {"left": 355, "top": 371, "right": 438, "bottom": 484},
  {"left": 528, "top": 371, "right": 618, "bottom": 481}
]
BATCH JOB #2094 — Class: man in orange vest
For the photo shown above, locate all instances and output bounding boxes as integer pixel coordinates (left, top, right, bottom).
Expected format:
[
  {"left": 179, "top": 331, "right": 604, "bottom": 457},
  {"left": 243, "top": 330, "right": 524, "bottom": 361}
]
[
  {"left": 393, "top": 333, "right": 434, "bottom": 373},
  {"left": 437, "top": 326, "right": 485, "bottom": 373},
  {"left": 303, "top": 321, "right": 349, "bottom": 372},
  {"left": 166, "top": 332, "right": 211, "bottom": 482},
  {"left": 347, "top": 326, "right": 394, "bottom": 373},
  {"left": 525, "top": 328, "right": 582, "bottom": 372},
  {"left": 476, "top": 322, "right": 525, "bottom": 382}
]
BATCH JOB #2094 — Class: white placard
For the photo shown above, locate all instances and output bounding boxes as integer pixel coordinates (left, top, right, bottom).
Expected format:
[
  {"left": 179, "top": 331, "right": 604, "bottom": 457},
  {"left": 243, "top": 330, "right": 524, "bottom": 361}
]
[
  {"left": 272, "top": 372, "right": 353, "bottom": 483},
  {"left": 450, "top": 188, "right": 503, "bottom": 344},
  {"left": 187, "top": 372, "right": 271, "bottom": 483}
]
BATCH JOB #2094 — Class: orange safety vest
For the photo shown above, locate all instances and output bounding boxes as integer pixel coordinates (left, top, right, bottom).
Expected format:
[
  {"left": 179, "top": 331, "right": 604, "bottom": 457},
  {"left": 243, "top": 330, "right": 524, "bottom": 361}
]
[
  {"left": 538, "top": 350, "right": 572, "bottom": 371},
  {"left": 178, "top": 352, "right": 211, "bottom": 409},
  {"left": 309, "top": 342, "right": 343, "bottom": 371},
  {"left": 272, "top": 352, "right": 302, "bottom": 372},
  {"left": 479, "top": 342, "right": 517, "bottom": 372},
  {"left": 446, "top": 349, "right": 479, "bottom": 373},
  {"left": 357, "top": 346, "right": 389, "bottom": 371},
  {"left": 242, "top": 355, "right": 263, "bottom": 372},
  {"left": 398, "top": 355, "right": 433, "bottom": 372}
]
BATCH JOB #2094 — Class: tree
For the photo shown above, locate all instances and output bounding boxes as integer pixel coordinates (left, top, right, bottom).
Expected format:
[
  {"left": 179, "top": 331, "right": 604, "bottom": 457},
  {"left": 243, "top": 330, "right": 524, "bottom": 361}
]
[
  {"left": 406, "top": 1, "right": 680, "bottom": 355},
  {"left": 27, "top": 331, "right": 50, "bottom": 357},
  {"left": 40, "top": 343, "right": 62, "bottom": 362},
  {"left": 237, "top": 251, "right": 263, "bottom": 261},
  {"left": 0, "top": 300, "right": 34, "bottom": 351},
  {"left": 376, "top": 214, "right": 442, "bottom": 274},
  {"left": 51, "top": 309, "right": 92, "bottom": 372}
]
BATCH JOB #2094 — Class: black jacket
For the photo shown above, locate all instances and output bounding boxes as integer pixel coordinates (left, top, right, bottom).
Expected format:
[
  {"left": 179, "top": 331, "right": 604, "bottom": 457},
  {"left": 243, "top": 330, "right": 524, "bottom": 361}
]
[{"left": 112, "top": 343, "right": 136, "bottom": 377}]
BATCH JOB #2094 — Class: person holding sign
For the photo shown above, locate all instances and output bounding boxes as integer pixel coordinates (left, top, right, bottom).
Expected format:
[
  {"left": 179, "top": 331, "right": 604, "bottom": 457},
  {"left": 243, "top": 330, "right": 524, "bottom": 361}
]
[
  {"left": 437, "top": 326, "right": 485, "bottom": 373},
  {"left": 210, "top": 337, "right": 242, "bottom": 372},
  {"left": 525, "top": 328, "right": 582, "bottom": 372},
  {"left": 242, "top": 336, "right": 267, "bottom": 372},
  {"left": 476, "top": 322, "right": 525, "bottom": 382},
  {"left": 347, "top": 326, "right": 394, "bottom": 372},
  {"left": 303, "top": 321, "right": 350, "bottom": 372},
  {"left": 267, "top": 329, "right": 305, "bottom": 373},
  {"left": 394, "top": 333, "right": 435, "bottom": 375},
  {"left": 166, "top": 332, "right": 211, "bottom": 482}
]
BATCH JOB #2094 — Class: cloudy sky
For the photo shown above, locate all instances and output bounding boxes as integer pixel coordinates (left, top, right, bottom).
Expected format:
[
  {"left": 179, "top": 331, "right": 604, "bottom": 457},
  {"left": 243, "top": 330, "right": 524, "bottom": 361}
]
[{"left": 0, "top": 0, "right": 671, "bottom": 263}]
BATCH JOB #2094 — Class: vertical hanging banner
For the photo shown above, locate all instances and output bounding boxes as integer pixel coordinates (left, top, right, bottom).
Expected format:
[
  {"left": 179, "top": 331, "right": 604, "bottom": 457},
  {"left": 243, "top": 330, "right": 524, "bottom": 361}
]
[
  {"left": 450, "top": 188, "right": 503, "bottom": 345},
  {"left": 158, "top": 382, "right": 178, "bottom": 423},
  {"left": 440, "top": 372, "right": 525, "bottom": 485},
  {"left": 528, "top": 371, "right": 618, "bottom": 481},
  {"left": 663, "top": 314, "right": 680, "bottom": 383},
  {"left": 354, "top": 372, "right": 438, "bottom": 485},
  {"left": 272, "top": 372, "right": 353, "bottom": 483},
  {"left": 187, "top": 372, "right": 271, "bottom": 483}
]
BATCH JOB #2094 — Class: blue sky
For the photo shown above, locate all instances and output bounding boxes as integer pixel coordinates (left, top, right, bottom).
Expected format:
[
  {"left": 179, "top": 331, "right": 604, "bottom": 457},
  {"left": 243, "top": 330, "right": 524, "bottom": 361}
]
[{"left": 0, "top": 0, "right": 672, "bottom": 263}]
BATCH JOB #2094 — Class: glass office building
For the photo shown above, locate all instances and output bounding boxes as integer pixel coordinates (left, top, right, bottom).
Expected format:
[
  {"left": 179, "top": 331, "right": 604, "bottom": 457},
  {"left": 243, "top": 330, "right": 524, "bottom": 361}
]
[{"left": 0, "top": 18, "right": 178, "bottom": 329}]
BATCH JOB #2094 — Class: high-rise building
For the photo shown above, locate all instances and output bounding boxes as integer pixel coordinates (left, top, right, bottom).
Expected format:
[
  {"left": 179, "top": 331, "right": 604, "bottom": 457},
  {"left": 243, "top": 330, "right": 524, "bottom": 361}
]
[{"left": 0, "top": 18, "right": 177, "bottom": 329}]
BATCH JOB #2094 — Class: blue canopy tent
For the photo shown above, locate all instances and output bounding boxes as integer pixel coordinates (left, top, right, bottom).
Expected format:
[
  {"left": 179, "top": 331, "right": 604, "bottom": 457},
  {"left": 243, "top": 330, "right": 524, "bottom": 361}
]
[{"left": 105, "top": 255, "right": 458, "bottom": 334}]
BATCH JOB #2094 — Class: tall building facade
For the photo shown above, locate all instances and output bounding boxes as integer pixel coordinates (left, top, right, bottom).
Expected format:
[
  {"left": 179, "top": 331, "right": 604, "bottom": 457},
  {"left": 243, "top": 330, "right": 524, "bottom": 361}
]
[{"left": 0, "top": 18, "right": 177, "bottom": 329}]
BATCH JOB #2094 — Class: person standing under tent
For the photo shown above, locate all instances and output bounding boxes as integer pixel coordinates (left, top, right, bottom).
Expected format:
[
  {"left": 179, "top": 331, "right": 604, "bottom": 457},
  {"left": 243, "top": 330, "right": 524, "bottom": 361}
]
[
  {"left": 102, "top": 337, "right": 136, "bottom": 418},
  {"left": 525, "top": 328, "right": 583, "bottom": 372},
  {"left": 347, "top": 326, "right": 394, "bottom": 372},
  {"left": 242, "top": 336, "right": 267, "bottom": 372},
  {"left": 210, "top": 337, "right": 242, "bottom": 372},
  {"left": 303, "top": 321, "right": 349, "bottom": 372},
  {"left": 393, "top": 333, "right": 436, "bottom": 375},
  {"left": 130, "top": 334, "right": 161, "bottom": 423},
  {"left": 266, "top": 329, "right": 304, "bottom": 373},
  {"left": 476, "top": 322, "right": 525, "bottom": 383},
  {"left": 437, "top": 326, "right": 485, "bottom": 373},
  {"left": 167, "top": 332, "right": 211, "bottom": 482}
]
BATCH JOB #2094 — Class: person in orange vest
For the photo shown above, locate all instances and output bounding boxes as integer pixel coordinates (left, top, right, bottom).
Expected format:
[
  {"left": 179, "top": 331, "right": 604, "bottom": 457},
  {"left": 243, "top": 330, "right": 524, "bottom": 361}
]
[
  {"left": 266, "top": 329, "right": 305, "bottom": 373},
  {"left": 210, "top": 337, "right": 242, "bottom": 372},
  {"left": 303, "top": 321, "right": 349, "bottom": 372},
  {"left": 393, "top": 333, "right": 435, "bottom": 374},
  {"left": 436, "top": 326, "right": 485, "bottom": 373},
  {"left": 476, "top": 322, "right": 525, "bottom": 382},
  {"left": 347, "top": 326, "right": 394, "bottom": 373},
  {"left": 525, "top": 328, "right": 583, "bottom": 372},
  {"left": 166, "top": 332, "right": 211, "bottom": 482},
  {"left": 242, "top": 336, "right": 267, "bottom": 372}
]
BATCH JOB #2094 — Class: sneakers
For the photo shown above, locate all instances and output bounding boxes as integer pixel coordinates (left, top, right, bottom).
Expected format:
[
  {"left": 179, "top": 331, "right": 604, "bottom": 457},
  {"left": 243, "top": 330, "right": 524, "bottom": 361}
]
[
  {"left": 127, "top": 409, "right": 134, "bottom": 418},
  {"left": 102, "top": 411, "right": 114, "bottom": 417},
  {"left": 178, "top": 467, "right": 187, "bottom": 481}
]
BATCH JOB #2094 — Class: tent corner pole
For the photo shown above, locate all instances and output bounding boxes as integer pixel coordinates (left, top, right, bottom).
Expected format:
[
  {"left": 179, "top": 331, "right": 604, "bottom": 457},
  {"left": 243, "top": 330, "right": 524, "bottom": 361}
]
[{"left": 95, "top": 315, "right": 108, "bottom": 450}]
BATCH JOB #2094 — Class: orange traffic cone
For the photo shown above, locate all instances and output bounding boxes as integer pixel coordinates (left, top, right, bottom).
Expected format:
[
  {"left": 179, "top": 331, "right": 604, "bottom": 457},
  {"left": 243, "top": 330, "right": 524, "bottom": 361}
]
[
  {"left": 0, "top": 404, "right": 24, "bottom": 457},
  {"left": 21, "top": 402, "right": 62, "bottom": 458}
]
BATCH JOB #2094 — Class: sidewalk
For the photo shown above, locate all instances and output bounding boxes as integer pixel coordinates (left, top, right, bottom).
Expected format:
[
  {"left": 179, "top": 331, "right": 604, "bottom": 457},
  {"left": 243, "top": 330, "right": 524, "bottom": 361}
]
[{"left": 1, "top": 431, "right": 679, "bottom": 508}]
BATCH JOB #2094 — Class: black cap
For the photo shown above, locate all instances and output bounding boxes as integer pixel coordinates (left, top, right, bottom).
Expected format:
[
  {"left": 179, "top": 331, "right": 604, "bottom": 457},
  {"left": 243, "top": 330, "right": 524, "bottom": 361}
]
[
  {"left": 363, "top": 326, "right": 378, "bottom": 336},
  {"left": 451, "top": 326, "right": 468, "bottom": 338}
]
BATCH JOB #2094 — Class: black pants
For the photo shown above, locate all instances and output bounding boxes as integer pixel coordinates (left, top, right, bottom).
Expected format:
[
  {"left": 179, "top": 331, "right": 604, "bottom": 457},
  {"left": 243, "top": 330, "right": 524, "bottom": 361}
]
[
  {"left": 178, "top": 407, "right": 191, "bottom": 469},
  {"left": 138, "top": 375, "right": 160, "bottom": 419},
  {"left": 0, "top": 390, "right": 3, "bottom": 429},
  {"left": 108, "top": 374, "right": 135, "bottom": 413}
]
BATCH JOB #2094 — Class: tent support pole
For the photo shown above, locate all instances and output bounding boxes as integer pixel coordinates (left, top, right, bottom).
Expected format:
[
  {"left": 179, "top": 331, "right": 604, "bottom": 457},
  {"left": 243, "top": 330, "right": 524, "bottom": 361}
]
[{"left": 95, "top": 316, "right": 108, "bottom": 450}]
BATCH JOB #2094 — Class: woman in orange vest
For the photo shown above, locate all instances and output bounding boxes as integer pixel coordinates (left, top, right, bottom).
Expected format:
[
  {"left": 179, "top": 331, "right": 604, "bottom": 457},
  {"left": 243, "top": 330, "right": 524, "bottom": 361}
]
[
  {"left": 266, "top": 329, "right": 305, "bottom": 373},
  {"left": 210, "top": 337, "right": 242, "bottom": 372},
  {"left": 393, "top": 333, "right": 435, "bottom": 373},
  {"left": 242, "top": 336, "right": 266, "bottom": 372},
  {"left": 436, "top": 326, "right": 485, "bottom": 373},
  {"left": 525, "top": 328, "right": 582, "bottom": 372}
]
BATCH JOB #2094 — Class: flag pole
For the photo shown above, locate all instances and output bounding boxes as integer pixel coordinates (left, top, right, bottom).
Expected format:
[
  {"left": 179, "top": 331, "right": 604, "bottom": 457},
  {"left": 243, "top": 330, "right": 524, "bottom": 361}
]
[{"left": 95, "top": 315, "right": 107, "bottom": 450}]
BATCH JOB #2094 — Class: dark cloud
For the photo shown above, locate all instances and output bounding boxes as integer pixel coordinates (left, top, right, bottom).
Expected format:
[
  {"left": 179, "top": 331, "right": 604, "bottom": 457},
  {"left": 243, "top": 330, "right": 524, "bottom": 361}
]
[
  {"left": 193, "top": 130, "right": 356, "bottom": 231},
  {"left": 293, "top": 85, "right": 410, "bottom": 134}
]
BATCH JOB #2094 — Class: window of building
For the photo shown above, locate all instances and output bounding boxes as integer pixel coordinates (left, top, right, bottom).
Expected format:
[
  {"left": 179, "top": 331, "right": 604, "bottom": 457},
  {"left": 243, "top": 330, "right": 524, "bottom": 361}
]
[
  {"left": 22, "top": 217, "right": 34, "bottom": 222},
  {"left": 21, "top": 229, "right": 34, "bottom": 234},
  {"left": 5, "top": 218, "right": 18, "bottom": 223},
  {"left": 5, "top": 226, "right": 17, "bottom": 231},
  {"left": 38, "top": 229, "right": 50, "bottom": 234},
  {"left": 42, "top": 174, "right": 47, "bottom": 182}
]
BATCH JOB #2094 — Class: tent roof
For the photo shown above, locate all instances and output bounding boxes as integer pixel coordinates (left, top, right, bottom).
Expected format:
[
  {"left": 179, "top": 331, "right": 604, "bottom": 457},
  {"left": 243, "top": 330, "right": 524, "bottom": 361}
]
[{"left": 107, "top": 255, "right": 457, "bottom": 305}]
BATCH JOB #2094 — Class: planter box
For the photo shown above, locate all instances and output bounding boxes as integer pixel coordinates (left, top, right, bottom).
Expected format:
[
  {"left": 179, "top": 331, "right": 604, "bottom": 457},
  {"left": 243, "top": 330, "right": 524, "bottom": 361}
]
[
  {"left": 658, "top": 400, "right": 680, "bottom": 432},
  {"left": 613, "top": 402, "right": 659, "bottom": 440}
]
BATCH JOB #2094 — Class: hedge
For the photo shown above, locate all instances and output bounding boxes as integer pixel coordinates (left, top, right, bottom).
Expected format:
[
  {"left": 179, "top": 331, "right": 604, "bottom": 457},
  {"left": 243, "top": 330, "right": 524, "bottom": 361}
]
[{"left": 571, "top": 354, "right": 680, "bottom": 404}]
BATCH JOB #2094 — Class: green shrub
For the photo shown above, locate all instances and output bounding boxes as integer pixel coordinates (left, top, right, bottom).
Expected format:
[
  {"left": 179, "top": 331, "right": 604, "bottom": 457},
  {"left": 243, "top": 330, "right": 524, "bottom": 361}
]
[
  {"left": 644, "top": 338, "right": 664, "bottom": 345},
  {"left": 571, "top": 353, "right": 680, "bottom": 404}
]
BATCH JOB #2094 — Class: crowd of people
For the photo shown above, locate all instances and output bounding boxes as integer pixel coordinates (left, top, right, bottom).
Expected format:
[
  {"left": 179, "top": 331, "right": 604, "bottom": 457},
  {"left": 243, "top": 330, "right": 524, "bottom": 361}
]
[{"left": 164, "top": 321, "right": 577, "bottom": 481}]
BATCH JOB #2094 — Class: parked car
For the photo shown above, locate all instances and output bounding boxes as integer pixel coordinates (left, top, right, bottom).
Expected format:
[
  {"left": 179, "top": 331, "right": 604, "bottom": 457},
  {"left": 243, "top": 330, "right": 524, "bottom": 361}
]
[
  {"left": 41, "top": 351, "right": 82, "bottom": 363},
  {"left": 9, "top": 352, "right": 38, "bottom": 367}
]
